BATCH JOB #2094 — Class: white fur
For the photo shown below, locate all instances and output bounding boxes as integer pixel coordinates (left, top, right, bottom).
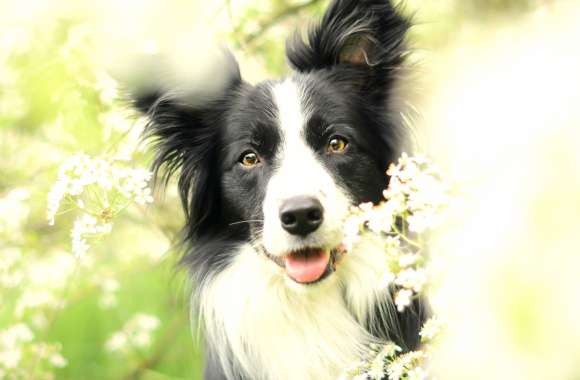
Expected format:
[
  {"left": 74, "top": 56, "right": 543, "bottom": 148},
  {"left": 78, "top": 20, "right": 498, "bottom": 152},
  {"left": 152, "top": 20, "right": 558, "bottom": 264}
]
[
  {"left": 262, "top": 79, "right": 351, "bottom": 256},
  {"left": 199, "top": 240, "right": 394, "bottom": 380}
]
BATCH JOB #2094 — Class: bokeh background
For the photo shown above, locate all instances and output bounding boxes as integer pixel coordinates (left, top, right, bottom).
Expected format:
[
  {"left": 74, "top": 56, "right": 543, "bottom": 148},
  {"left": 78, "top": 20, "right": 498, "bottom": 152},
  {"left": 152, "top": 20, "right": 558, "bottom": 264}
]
[{"left": 1, "top": 0, "right": 579, "bottom": 379}]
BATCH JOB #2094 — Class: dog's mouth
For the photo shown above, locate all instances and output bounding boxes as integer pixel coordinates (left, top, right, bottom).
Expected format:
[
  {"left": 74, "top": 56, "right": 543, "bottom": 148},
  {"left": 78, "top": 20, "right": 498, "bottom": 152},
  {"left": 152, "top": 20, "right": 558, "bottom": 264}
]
[{"left": 263, "top": 247, "right": 346, "bottom": 285}]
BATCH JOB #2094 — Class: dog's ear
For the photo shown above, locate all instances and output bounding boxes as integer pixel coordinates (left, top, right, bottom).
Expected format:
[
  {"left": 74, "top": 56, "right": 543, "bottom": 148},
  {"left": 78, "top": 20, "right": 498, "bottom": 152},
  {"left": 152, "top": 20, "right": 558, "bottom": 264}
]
[
  {"left": 286, "top": 0, "right": 409, "bottom": 89},
  {"left": 124, "top": 48, "right": 242, "bottom": 239}
]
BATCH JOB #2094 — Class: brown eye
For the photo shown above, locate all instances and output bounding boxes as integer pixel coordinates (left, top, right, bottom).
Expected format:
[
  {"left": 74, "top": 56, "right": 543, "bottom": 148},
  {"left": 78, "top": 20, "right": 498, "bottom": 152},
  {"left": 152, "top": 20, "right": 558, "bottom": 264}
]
[
  {"left": 240, "top": 151, "right": 260, "bottom": 167},
  {"left": 327, "top": 136, "right": 348, "bottom": 153}
]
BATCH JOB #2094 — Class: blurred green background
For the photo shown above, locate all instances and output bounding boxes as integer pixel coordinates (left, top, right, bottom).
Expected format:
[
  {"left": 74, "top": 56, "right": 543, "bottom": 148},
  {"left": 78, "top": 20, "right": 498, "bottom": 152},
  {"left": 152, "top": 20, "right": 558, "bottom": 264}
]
[{"left": 0, "top": 0, "right": 551, "bottom": 379}]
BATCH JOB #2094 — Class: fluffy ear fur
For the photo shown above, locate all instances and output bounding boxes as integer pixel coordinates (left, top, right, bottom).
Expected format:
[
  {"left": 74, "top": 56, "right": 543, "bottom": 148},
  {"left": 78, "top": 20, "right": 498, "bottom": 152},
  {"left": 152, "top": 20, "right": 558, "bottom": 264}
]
[
  {"left": 126, "top": 50, "right": 242, "bottom": 240},
  {"left": 286, "top": 0, "right": 409, "bottom": 98}
]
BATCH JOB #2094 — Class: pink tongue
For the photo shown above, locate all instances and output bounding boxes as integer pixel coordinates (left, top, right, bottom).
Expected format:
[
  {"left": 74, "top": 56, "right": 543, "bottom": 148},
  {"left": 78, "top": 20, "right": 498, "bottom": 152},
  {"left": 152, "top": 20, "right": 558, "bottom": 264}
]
[{"left": 284, "top": 249, "right": 330, "bottom": 283}]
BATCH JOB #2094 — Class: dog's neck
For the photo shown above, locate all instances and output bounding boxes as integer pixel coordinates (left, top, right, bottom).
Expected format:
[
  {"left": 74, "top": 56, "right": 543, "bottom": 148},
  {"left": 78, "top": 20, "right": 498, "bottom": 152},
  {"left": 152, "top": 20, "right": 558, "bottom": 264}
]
[{"left": 199, "top": 239, "right": 395, "bottom": 380}]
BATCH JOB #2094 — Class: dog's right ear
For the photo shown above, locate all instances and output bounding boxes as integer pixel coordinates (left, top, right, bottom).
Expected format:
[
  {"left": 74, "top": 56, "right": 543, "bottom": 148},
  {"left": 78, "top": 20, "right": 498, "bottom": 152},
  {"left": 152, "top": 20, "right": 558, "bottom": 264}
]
[
  {"left": 286, "top": 0, "right": 409, "bottom": 100},
  {"left": 123, "top": 48, "right": 242, "bottom": 239}
]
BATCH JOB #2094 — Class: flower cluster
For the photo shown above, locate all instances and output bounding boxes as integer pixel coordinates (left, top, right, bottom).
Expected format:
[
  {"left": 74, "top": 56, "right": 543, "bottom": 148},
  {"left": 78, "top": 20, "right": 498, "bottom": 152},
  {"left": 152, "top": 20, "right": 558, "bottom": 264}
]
[
  {"left": 98, "top": 278, "right": 120, "bottom": 310},
  {"left": 0, "top": 247, "right": 23, "bottom": 289},
  {"left": 0, "top": 189, "right": 30, "bottom": 239},
  {"left": 340, "top": 317, "right": 444, "bottom": 380},
  {"left": 340, "top": 154, "right": 449, "bottom": 380},
  {"left": 386, "top": 351, "right": 427, "bottom": 380},
  {"left": 47, "top": 154, "right": 154, "bottom": 257},
  {"left": 339, "top": 343, "right": 402, "bottom": 380},
  {"left": 0, "top": 323, "right": 67, "bottom": 379},
  {"left": 1, "top": 15, "right": 174, "bottom": 380},
  {"left": 384, "top": 154, "right": 449, "bottom": 233},
  {"left": 384, "top": 316, "right": 445, "bottom": 380},
  {"left": 418, "top": 316, "right": 444, "bottom": 344},
  {"left": 343, "top": 153, "right": 448, "bottom": 312},
  {"left": 105, "top": 313, "right": 161, "bottom": 354}
]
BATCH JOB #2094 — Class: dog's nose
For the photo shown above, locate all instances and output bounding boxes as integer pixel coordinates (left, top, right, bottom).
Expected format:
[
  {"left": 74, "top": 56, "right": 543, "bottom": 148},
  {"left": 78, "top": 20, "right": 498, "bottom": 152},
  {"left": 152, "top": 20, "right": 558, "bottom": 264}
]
[{"left": 279, "top": 196, "right": 324, "bottom": 236}]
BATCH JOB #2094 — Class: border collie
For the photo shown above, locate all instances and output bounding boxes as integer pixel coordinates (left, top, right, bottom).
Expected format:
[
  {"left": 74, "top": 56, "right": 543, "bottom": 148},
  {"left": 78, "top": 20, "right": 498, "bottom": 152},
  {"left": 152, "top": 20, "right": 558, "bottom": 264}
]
[{"left": 129, "top": 0, "right": 427, "bottom": 378}]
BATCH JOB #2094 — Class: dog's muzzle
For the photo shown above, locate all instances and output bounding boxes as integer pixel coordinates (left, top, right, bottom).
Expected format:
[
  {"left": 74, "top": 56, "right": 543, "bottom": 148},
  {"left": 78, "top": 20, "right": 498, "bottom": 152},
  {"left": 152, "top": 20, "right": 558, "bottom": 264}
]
[{"left": 262, "top": 246, "right": 346, "bottom": 285}]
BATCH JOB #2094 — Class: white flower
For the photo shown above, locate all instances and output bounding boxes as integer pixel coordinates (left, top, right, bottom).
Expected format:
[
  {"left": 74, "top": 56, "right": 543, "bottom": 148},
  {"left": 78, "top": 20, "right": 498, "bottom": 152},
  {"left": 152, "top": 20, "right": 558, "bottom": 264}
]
[
  {"left": 407, "top": 211, "right": 440, "bottom": 233},
  {"left": 407, "top": 367, "right": 429, "bottom": 380},
  {"left": 384, "top": 235, "right": 400, "bottom": 247},
  {"left": 386, "top": 351, "right": 425, "bottom": 380},
  {"left": 94, "top": 71, "right": 118, "bottom": 105},
  {"left": 0, "top": 188, "right": 30, "bottom": 235},
  {"left": 379, "top": 271, "right": 396, "bottom": 289},
  {"left": 419, "top": 316, "right": 444, "bottom": 343},
  {"left": 99, "top": 278, "right": 120, "bottom": 309},
  {"left": 380, "top": 343, "right": 402, "bottom": 358},
  {"left": 0, "top": 348, "right": 21, "bottom": 369},
  {"left": 339, "top": 153, "right": 447, "bottom": 378},
  {"left": 0, "top": 323, "right": 34, "bottom": 369},
  {"left": 342, "top": 213, "right": 365, "bottom": 251},
  {"left": 31, "top": 314, "right": 48, "bottom": 329},
  {"left": 365, "top": 204, "right": 395, "bottom": 234},
  {"left": 47, "top": 154, "right": 154, "bottom": 226},
  {"left": 368, "top": 350, "right": 388, "bottom": 380},
  {"left": 133, "top": 314, "right": 160, "bottom": 331},
  {"left": 106, "top": 313, "right": 160, "bottom": 353},
  {"left": 394, "top": 289, "right": 413, "bottom": 312},
  {"left": 384, "top": 153, "right": 448, "bottom": 225},
  {"left": 48, "top": 155, "right": 155, "bottom": 258},
  {"left": 105, "top": 332, "right": 127, "bottom": 353},
  {"left": 0, "top": 247, "right": 23, "bottom": 288},
  {"left": 115, "top": 168, "right": 154, "bottom": 205},
  {"left": 47, "top": 182, "right": 66, "bottom": 226},
  {"left": 395, "top": 268, "right": 428, "bottom": 293},
  {"left": 0, "top": 324, "right": 34, "bottom": 347},
  {"left": 71, "top": 215, "right": 112, "bottom": 258},
  {"left": 49, "top": 353, "right": 68, "bottom": 368},
  {"left": 26, "top": 252, "right": 76, "bottom": 290},
  {"left": 132, "top": 331, "right": 152, "bottom": 347},
  {"left": 15, "top": 290, "right": 58, "bottom": 317},
  {"left": 398, "top": 253, "right": 419, "bottom": 267}
]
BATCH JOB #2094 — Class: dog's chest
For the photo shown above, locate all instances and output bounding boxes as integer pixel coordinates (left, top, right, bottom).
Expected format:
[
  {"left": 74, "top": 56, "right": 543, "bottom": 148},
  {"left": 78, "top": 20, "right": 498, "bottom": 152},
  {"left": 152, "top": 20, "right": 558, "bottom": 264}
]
[{"left": 200, "top": 247, "right": 378, "bottom": 380}]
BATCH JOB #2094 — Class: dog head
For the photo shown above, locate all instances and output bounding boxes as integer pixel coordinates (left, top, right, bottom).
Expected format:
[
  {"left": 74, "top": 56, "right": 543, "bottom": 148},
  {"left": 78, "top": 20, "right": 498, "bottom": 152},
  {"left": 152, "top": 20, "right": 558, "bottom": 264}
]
[{"left": 129, "top": 0, "right": 409, "bottom": 286}]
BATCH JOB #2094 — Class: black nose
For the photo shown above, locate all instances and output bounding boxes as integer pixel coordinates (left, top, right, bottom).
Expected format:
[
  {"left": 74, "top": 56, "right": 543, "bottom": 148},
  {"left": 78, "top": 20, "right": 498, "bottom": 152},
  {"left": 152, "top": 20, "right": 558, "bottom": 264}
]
[{"left": 279, "top": 196, "right": 324, "bottom": 236}]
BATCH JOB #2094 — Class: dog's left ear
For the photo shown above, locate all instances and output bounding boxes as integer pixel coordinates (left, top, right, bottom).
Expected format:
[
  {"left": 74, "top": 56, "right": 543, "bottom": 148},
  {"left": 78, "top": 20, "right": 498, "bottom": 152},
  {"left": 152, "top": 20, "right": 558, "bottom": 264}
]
[
  {"left": 286, "top": 0, "right": 409, "bottom": 93},
  {"left": 120, "top": 47, "right": 242, "bottom": 239}
]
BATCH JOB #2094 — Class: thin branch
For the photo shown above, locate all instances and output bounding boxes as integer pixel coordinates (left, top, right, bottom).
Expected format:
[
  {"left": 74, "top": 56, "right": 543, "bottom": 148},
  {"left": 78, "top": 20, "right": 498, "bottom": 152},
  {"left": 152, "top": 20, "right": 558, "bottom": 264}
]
[
  {"left": 243, "top": 0, "right": 323, "bottom": 46},
  {"left": 122, "top": 313, "right": 189, "bottom": 380}
]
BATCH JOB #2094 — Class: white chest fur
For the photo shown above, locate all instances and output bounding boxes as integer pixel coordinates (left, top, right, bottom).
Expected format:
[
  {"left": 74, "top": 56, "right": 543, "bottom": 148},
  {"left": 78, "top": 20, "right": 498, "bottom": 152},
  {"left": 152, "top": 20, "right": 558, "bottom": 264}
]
[{"left": 199, "top": 241, "right": 393, "bottom": 380}]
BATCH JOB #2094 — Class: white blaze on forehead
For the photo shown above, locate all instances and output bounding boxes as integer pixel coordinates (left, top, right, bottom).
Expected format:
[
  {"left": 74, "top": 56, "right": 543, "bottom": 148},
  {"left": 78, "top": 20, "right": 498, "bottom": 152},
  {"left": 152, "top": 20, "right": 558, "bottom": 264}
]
[
  {"left": 262, "top": 79, "right": 351, "bottom": 256},
  {"left": 269, "top": 78, "right": 321, "bottom": 193},
  {"left": 271, "top": 78, "right": 308, "bottom": 145}
]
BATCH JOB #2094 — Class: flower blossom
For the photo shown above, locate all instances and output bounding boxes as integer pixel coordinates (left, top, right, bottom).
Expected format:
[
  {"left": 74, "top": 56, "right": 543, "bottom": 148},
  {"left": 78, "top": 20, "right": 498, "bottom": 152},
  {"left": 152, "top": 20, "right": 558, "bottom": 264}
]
[
  {"left": 394, "top": 289, "right": 414, "bottom": 312},
  {"left": 419, "top": 316, "right": 444, "bottom": 343},
  {"left": 106, "top": 313, "right": 160, "bottom": 354},
  {"left": 338, "top": 153, "right": 448, "bottom": 380},
  {"left": 71, "top": 215, "right": 112, "bottom": 258},
  {"left": 47, "top": 154, "right": 154, "bottom": 257},
  {"left": 0, "top": 324, "right": 33, "bottom": 370}
]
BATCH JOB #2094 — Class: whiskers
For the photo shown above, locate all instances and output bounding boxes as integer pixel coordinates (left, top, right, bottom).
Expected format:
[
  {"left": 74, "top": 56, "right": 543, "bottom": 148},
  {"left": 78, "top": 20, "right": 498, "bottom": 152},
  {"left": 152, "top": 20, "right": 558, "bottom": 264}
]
[{"left": 228, "top": 219, "right": 264, "bottom": 226}]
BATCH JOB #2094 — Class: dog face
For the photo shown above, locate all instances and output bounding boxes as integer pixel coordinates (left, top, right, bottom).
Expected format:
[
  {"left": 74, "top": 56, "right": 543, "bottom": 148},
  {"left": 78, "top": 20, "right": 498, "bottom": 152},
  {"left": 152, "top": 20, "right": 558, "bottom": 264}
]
[
  {"left": 218, "top": 74, "right": 396, "bottom": 284},
  {"left": 131, "top": 0, "right": 409, "bottom": 287}
]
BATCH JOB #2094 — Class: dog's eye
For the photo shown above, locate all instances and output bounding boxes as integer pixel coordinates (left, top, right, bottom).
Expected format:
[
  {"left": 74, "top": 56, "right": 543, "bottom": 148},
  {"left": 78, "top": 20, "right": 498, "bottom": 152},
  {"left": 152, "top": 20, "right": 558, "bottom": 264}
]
[
  {"left": 327, "top": 136, "right": 348, "bottom": 153},
  {"left": 240, "top": 151, "right": 261, "bottom": 167}
]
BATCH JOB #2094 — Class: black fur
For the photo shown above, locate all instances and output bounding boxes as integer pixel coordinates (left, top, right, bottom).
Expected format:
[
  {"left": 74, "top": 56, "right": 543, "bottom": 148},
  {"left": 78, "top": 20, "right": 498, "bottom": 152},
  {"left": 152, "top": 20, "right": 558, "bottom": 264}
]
[{"left": 127, "top": 1, "right": 427, "bottom": 379}]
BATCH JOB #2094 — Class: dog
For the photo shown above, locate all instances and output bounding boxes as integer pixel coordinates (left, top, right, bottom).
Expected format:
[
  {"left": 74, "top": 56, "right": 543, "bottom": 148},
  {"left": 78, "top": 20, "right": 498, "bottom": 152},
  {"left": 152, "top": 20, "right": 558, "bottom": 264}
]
[{"left": 128, "top": 0, "right": 427, "bottom": 379}]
